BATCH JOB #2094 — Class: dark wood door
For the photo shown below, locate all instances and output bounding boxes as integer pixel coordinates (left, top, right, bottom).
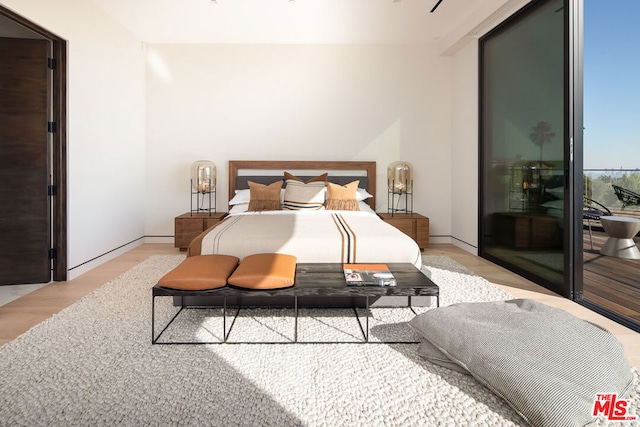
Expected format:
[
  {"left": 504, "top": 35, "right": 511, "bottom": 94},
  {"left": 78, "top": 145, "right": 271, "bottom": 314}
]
[{"left": 0, "top": 37, "right": 50, "bottom": 285}]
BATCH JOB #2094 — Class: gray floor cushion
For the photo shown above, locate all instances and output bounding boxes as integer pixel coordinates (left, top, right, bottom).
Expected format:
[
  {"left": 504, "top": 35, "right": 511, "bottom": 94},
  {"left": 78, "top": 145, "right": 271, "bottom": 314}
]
[
  {"left": 416, "top": 341, "right": 470, "bottom": 374},
  {"left": 409, "top": 299, "right": 635, "bottom": 427}
]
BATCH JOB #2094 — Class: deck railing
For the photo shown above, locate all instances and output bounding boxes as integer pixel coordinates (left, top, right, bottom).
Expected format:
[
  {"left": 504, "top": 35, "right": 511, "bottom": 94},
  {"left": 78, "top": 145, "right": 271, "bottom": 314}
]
[{"left": 584, "top": 168, "right": 640, "bottom": 214}]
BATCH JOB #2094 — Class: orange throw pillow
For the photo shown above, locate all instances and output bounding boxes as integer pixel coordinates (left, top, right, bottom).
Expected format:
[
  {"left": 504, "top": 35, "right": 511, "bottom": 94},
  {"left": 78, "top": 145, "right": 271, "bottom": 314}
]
[
  {"left": 284, "top": 171, "right": 328, "bottom": 183},
  {"left": 248, "top": 180, "right": 282, "bottom": 211},
  {"left": 325, "top": 180, "right": 360, "bottom": 211}
]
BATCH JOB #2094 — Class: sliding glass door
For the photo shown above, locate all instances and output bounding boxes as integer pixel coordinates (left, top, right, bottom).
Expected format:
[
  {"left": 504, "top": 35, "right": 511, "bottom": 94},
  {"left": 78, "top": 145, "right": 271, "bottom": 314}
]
[
  {"left": 479, "top": 0, "right": 576, "bottom": 298},
  {"left": 580, "top": 0, "right": 640, "bottom": 331}
]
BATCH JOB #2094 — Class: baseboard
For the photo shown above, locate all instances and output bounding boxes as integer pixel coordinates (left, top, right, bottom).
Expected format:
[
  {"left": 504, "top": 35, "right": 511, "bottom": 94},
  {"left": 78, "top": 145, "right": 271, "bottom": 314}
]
[
  {"left": 66, "top": 239, "right": 144, "bottom": 280},
  {"left": 429, "top": 236, "right": 452, "bottom": 244},
  {"left": 450, "top": 237, "right": 478, "bottom": 255}
]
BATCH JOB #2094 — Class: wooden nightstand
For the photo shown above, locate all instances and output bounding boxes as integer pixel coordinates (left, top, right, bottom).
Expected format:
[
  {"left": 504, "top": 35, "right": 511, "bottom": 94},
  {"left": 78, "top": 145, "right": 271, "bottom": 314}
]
[
  {"left": 174, "top": 212, "right": 227, "bottom": 250},
  {"left": 378, "top": 213, "right": 430, "bottom": 250}
]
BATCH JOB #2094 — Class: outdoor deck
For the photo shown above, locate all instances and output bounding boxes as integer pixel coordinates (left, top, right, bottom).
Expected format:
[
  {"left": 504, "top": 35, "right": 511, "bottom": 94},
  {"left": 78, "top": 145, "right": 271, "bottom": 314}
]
[{"left": 583, "top": 209, "right": 640, "bottom": 325}]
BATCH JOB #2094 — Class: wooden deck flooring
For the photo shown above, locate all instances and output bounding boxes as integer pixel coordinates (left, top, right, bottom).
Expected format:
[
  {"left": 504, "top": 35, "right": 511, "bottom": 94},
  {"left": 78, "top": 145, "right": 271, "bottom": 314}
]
[{"left": 583, "top": 228, "right": 640, "bottom": 324}]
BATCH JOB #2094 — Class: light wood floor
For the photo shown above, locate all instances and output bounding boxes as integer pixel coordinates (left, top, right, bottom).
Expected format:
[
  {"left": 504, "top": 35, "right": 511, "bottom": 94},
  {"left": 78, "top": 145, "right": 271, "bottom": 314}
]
[{"left": 1, "top": 243, "right": 638, "bottom": 368}]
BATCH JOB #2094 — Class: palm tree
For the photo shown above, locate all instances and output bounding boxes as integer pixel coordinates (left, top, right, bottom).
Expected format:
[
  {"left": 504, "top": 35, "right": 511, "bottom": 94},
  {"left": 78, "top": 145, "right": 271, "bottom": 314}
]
[{"left": 529, "top": 121, "right": 555, "bottom": 160}]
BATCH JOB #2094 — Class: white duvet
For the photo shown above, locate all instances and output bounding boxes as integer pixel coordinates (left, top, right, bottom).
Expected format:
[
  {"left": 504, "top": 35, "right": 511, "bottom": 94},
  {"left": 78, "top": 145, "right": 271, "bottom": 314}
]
[{"left": 192, "top": 210, "right": 422, "bottom": 268}]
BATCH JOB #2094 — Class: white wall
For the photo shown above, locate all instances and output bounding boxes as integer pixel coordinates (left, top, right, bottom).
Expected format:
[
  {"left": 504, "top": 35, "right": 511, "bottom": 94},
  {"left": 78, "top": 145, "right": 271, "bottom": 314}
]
[
  {"left": 445, "top": 0, "right": 533, "bottom": 254},
  {"left": 0, "top": 0, "right": 528, "bottom": 279},
  {"left": 1, "top": 0, "right": 147, "bottom": 278},
  {"left": 450, "top": 40, "right": 480, "bottom": 253},
  {"left": 145, "top": 43, "right": 453, "bottom": 241}
]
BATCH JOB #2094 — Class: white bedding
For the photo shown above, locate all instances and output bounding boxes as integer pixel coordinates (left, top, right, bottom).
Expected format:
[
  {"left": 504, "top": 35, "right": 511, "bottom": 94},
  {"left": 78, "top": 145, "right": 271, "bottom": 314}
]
[{"left": 189, "top": 210, "right": 422, "bottom": 268}]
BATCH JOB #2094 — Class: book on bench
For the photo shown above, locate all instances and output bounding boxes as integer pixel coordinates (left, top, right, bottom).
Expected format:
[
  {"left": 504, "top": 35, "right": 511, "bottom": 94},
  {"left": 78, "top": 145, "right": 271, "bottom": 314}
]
[{"left": 343, "top": 264, "right": 397, "bottom": 287}]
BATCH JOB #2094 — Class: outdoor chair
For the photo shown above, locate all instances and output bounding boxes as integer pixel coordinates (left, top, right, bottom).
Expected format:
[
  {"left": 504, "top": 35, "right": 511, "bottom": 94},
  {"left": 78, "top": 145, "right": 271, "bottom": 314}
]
[
  {"left": 583, "top": 197, "right": 612, "bottom": 250},
  {"left": 612, "top": 184, "right": 640, "bottom": 209}
]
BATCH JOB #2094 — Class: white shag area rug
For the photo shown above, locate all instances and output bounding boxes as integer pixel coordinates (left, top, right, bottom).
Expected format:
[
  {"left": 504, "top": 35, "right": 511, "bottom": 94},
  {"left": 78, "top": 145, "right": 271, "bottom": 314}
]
[{"left": 0, "top": 255, "right": 636, "bottom": 426}]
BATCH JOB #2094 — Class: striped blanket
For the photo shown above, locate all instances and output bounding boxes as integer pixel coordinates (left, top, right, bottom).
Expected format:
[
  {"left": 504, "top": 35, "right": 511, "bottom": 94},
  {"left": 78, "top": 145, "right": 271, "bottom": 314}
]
[{"left": 188, "top": 210, "right": 422, "bottom": 268}]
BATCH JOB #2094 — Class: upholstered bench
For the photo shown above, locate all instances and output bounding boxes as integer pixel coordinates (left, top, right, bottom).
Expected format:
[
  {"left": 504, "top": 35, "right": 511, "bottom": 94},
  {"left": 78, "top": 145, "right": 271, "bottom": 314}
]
[
  {"left": 152, "top": 259, "right": 438, "bottom": 345},
  {"left": 152, "top": 253, "right": 297, "bottom": 344}
]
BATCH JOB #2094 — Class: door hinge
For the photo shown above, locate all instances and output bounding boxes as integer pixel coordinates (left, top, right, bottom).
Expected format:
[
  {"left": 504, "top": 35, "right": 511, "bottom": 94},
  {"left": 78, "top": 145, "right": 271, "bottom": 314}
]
[
  {"left": 47, "top": 121, "right": 57, "bottom": 133},
  {"left": 48, "top": 248, "right": 56, "bottom": 260},
  {"left": 48, "top": 57, "right": 56, "bottom": 70},
  {"left": 48, "top": 185, "right": 56, "bottom": 196}
]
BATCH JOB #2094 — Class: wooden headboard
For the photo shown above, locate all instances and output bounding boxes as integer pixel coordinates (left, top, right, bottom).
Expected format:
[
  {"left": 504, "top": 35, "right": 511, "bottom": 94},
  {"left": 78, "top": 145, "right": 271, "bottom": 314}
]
[{"left": 228, "top": 160, "right": 377, "bottom": 208}]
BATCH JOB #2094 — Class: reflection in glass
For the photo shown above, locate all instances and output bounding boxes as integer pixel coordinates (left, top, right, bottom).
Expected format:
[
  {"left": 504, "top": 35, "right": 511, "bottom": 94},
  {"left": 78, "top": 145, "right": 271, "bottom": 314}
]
[{"left": 480, "top": 0, "right": 565, "bottom": 291}]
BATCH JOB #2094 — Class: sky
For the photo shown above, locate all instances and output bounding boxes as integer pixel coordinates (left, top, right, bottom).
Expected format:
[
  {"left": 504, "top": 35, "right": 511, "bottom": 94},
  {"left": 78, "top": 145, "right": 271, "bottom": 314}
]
[{"left": 583, "top": 0, "right": 640, "bottom": 170}]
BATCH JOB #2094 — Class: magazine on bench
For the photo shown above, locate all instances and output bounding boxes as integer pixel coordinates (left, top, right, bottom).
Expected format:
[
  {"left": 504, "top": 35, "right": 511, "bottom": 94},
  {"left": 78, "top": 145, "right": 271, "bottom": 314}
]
[{"left": 343, "top": 264, "right": 397, "bottom": 287}]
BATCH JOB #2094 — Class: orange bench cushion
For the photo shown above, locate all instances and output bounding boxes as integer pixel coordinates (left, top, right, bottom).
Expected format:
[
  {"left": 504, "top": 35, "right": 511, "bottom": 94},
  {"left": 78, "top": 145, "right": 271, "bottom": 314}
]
[
  {"left": 157, "top": 254, "right": 239, "bottom": 291},
  {"left": 227, "top": 253, "right": 297, "bottom": 290}
]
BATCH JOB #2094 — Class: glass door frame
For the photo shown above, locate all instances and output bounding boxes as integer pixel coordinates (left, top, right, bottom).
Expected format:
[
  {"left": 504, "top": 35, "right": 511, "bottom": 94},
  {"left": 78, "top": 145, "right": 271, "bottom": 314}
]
[{"left": 569, "top": 0, "right": 584, "bottom": 302}]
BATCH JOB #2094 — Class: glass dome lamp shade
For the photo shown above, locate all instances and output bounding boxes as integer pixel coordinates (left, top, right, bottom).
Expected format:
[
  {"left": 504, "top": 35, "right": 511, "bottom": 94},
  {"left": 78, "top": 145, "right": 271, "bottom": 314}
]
[
  {"left": 387, "top": 161, "right": 413, "bottom": 193},
  {"left": 191, "top": 160, "right": 216, "bottom": 193}
]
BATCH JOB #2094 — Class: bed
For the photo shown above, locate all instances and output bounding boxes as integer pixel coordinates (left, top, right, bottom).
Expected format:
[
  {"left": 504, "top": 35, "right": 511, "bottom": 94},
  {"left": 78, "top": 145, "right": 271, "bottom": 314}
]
[
  {"left": 187, "top": 160, "right": 422, "bottom": 269},
  {"left": 183, "top": 160, "right": 425, "bottom": 308}
]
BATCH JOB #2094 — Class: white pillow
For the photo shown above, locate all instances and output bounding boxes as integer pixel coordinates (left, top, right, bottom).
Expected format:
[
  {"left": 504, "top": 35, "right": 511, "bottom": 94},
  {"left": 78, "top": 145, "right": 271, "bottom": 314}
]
[
  {"left": 229, "top": 189, "right": 250, "bottom": 205},
  {"left": 545, "top": 186, "right": 564, "bottom": 199},
  {"left": 356, "top": 188, "right": 373, "bottom": 201},
  {"left": 283, "top": 180, "right": 325, "bottom": 210},
  {"left": 230, "top": 189, "right": 284, "bottom": 205},
  {"left": 229, "top": 203, "right": 248, "bottom": 214},
  {"left": 541, "top": 200, "right": 563, "bottom": 210},
  {"left": 358, "top": 201, "right": 376, "bottom": 214}
]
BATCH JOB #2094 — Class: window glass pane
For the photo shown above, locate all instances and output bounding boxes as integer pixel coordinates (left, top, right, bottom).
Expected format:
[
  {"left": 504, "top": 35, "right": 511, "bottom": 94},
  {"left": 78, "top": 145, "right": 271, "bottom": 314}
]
[{"left": 481, "top": 0, "right": 565, "bottom": 289}]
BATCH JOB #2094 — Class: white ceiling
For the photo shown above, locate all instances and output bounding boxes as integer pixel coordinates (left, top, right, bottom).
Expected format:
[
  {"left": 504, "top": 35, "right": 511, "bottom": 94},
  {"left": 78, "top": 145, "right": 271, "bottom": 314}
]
[{"left": 88, "top": 0, "right": 503, "bottom": 45}]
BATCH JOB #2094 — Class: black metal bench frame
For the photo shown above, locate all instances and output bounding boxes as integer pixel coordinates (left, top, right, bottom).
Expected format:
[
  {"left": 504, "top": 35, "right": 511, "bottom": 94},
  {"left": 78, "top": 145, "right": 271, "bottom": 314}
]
[{"left": 151, "top": 263, "right": 439, "bottom": 345}]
